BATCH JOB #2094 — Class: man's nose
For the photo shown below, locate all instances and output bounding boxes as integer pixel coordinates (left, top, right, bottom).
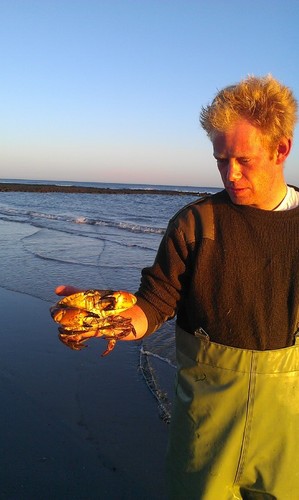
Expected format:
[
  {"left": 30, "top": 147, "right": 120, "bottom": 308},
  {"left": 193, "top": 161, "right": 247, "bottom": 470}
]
[{"left": 226, "top": 159, "right": 242, "bottom": 182}]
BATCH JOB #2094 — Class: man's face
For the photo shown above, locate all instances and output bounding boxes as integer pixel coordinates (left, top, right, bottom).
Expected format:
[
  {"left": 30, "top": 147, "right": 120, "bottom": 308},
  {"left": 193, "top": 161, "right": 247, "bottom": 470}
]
[{"left": 212, "top": 119, "right": 285, "bottom": 210}]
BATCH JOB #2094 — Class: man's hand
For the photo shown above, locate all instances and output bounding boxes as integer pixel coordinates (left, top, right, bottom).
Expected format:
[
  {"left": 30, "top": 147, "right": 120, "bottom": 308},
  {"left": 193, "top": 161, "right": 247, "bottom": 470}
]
[{"left": 55, "top": 284, "right": 82, "bottom": 296}]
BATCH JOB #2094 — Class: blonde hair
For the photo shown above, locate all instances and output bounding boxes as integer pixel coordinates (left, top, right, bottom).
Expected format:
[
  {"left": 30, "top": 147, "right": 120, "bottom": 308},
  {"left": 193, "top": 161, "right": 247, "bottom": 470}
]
[{"left": 200, "top": 75, "right": 298, "bottom": 152}]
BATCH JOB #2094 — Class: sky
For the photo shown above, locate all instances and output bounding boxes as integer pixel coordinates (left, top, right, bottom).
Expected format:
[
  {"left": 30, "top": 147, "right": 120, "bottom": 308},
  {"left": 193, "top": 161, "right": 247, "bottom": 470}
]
[{"left": 1, "top": 0, "right": 299, "bottom": 188}]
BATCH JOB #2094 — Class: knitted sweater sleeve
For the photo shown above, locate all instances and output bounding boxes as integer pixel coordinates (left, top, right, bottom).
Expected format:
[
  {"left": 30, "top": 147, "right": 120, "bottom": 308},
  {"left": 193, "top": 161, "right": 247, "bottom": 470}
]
[{"left": 135, "top": 205, "right": 199, "bottom": 335}]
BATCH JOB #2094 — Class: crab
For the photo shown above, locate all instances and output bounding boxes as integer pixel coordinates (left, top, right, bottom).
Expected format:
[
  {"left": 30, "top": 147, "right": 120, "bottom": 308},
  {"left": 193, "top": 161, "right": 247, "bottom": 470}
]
[{"left": 50, "top": 289, "right": 137, "bottom": 356}]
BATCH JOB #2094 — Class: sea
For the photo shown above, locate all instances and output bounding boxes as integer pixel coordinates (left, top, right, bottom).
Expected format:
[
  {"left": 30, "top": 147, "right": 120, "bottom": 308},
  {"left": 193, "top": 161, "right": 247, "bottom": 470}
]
[{"left": 0, "top": 178, "right": 220, "bottom": 422}]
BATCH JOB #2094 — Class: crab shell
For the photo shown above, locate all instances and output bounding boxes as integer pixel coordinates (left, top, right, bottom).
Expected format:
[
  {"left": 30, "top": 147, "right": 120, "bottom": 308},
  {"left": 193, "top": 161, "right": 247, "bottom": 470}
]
[{"left": 52, "top": 289, "right": 136, "bottom": 320}]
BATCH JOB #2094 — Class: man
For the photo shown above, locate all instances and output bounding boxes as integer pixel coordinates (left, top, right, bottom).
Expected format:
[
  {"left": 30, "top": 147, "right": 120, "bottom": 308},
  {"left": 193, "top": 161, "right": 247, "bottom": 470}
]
[{"left": 55, "top": 75, "right": 299, "bottom": 498}]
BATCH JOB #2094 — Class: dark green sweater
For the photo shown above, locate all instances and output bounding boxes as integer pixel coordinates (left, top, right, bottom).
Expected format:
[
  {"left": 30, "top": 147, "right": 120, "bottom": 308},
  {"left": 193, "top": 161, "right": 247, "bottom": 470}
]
[{"left": 136, "top": 189, "right": 299, "bottom": 350}]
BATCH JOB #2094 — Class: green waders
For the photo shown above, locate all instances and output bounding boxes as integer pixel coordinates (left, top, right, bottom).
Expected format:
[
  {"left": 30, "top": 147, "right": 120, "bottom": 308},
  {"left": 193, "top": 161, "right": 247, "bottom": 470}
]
[{"left": 166, "top": 325, "right": 299, "bottom": 499}]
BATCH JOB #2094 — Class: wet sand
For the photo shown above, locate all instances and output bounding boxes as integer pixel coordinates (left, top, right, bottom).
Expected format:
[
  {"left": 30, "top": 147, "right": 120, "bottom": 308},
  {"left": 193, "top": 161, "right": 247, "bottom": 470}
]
[{"left": 0, "top": 288, "right": 169, "bottom": 499}]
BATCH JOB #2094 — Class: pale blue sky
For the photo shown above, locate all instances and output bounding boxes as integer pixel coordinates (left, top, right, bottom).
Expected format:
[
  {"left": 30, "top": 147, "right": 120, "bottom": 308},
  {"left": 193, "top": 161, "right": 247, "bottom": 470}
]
[{"left": 1, "top": 0, "right": 299, "bottom": 187}]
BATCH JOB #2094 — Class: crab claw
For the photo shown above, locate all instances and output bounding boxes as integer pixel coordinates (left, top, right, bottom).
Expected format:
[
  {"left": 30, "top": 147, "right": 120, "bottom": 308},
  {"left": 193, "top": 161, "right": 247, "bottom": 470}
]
[{"left": 58, "top": 327, "right": 91, "bottom": 350}]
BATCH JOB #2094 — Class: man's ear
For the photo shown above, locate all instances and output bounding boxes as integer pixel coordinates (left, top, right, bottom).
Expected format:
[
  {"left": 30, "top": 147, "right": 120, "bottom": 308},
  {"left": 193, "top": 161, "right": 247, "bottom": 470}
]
[{"left": 276, "top": 137, "right": 292, "bottom": 164}]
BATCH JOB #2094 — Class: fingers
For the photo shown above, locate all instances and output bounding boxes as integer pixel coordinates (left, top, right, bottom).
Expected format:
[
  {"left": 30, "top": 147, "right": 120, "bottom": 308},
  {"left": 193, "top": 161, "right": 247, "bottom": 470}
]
[{"left": 55, "top": 285, "right": 82, "bottom": 296}]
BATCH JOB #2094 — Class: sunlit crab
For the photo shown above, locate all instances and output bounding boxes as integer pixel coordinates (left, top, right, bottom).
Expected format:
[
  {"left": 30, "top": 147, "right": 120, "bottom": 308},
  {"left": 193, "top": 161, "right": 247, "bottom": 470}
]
[{"left": 50, "top": 289, "right": 137, "bottom": 356}]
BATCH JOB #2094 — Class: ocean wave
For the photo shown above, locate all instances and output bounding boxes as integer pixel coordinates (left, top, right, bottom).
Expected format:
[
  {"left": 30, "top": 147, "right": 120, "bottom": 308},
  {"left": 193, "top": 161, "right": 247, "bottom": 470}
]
[
  {"left": 0, "top": 206, "right": 165, "bottom": 235},
  {"left": 140, "top": 347, "right": 176, "bottom": 368},
  {"left": 91, "top": 219, "right": 165, "bottom": 235}
]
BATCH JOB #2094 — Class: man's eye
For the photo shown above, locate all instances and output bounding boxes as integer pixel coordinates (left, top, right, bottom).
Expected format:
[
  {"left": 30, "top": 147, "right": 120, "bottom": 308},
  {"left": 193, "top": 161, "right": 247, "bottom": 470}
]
[{"left": 239, "top": 158, "right": 250, "bottom": 165}]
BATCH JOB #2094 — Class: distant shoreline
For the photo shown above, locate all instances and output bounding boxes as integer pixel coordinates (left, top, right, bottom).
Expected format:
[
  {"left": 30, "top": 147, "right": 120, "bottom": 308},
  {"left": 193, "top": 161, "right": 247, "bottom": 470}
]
[{"left": 0, "top": 182, "right": 209, "bottom": 196}]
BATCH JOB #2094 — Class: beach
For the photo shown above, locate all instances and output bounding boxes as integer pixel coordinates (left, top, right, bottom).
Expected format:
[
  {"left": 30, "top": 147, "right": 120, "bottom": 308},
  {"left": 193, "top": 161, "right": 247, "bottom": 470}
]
[
  {"left": 0, "top": 180, "right": 219, "bottom": 498},
  {"left": 0, "top": 287, "right": 169, "bottom": 499}
]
